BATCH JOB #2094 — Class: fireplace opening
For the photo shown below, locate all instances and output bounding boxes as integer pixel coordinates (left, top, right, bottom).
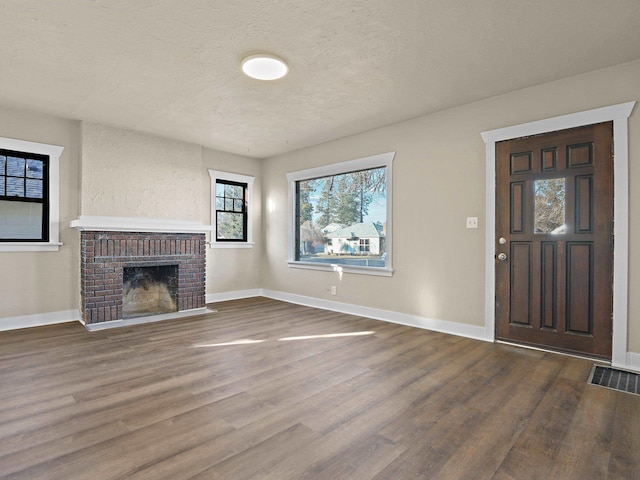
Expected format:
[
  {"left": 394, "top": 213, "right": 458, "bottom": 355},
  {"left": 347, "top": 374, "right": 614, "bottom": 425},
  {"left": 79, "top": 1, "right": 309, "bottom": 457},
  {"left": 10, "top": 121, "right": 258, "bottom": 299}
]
[{"left": 122, "top": 265, "right": 178, "bottom": 319}]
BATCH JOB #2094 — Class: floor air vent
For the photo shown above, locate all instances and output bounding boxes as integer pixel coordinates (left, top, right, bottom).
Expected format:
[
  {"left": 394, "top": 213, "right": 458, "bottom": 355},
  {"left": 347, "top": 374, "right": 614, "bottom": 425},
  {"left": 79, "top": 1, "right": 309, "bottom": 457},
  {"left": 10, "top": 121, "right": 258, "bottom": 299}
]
[{"left": 588, "top": 365, "right": 640, "bottom": 396}]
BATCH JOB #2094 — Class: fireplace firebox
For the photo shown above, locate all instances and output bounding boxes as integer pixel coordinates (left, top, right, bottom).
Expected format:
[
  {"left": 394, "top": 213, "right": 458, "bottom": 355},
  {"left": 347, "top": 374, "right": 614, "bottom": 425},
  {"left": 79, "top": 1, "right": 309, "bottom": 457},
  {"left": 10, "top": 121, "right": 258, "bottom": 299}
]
[{"left": 122, "top": 264, "right": 178, "bottom": 319}]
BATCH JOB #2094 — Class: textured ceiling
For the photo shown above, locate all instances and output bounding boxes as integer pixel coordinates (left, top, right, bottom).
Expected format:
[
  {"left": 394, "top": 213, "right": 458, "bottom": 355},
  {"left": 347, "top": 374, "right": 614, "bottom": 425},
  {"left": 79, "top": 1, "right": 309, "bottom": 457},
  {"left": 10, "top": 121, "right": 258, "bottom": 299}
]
[{"left": 1, "top": 0, "right": 640, "bottom": 158}]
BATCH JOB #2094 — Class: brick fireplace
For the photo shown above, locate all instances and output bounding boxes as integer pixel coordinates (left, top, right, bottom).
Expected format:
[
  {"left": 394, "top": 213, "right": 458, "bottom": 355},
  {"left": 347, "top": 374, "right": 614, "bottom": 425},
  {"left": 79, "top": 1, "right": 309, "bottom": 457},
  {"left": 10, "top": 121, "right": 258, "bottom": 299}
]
[{"left": 72, "top": 216, "right": 209, "bottom": 327}]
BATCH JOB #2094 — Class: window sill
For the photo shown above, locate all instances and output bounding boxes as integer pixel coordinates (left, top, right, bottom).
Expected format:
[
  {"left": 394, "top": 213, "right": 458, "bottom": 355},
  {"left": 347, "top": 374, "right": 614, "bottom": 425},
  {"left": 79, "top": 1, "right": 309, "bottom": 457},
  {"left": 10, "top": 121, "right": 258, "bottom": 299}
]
[
  {"left": 0, "top": 242, "right": 62, "bottom": 252},
  {"left": 209, "top": 242, "right": 255, "bottom": 249},
  {"left": 287, "top": 260, "right": 393, "bottom": 277}
]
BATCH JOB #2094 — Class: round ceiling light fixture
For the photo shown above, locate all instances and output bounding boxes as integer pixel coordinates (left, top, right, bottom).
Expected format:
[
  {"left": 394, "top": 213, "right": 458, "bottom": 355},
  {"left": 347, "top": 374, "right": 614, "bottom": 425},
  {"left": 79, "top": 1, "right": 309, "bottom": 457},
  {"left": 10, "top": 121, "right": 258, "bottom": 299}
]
[{"left": 241, "top": 54, "right": 288, "bottom": 81}]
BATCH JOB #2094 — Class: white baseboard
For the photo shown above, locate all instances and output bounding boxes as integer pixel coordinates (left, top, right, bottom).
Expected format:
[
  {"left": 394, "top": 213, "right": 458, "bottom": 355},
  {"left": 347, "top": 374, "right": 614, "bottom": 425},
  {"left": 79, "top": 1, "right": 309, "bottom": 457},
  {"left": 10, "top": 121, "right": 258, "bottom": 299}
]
[
  {"left": 621, "top": 352, "right": 640, "bottom": 372},
  {"left": 0, "top": 309, "right": 80, "bottom": 332},
  {"left": 206, "top": 289, "right": 263, "bottom": 303},
  {"left": 84, "top": 307, "right": 214, "bottom": 331},
  {"left": 261, "top": 289, "right": 491, "bottom": 343}
]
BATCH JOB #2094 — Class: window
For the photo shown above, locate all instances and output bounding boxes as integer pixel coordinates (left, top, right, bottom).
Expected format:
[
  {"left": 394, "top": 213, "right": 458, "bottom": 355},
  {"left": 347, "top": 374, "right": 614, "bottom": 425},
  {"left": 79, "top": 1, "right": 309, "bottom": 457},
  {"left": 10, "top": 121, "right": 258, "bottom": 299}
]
[
  {"left": 208, "top": 170, "right": 254, "bottom": 248},
  {"left": 215, "top": 180, "right": 247, "bottom": 241},
  {"left": 534, "top": 178, "right": 566, "bottom": 234},
  {"left": 0, "top": 137, "right": 63, "bottom": 252},
  {"left": 287, "top": 152, "right": 394, "bottom": 276}
]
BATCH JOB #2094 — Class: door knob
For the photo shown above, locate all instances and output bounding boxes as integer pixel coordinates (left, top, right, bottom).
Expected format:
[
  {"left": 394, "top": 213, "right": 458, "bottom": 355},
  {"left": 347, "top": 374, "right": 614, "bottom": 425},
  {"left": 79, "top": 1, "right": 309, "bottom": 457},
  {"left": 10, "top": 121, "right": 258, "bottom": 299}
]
[{"left": 497, "top": 252, "right": 508, "bottom": 261}]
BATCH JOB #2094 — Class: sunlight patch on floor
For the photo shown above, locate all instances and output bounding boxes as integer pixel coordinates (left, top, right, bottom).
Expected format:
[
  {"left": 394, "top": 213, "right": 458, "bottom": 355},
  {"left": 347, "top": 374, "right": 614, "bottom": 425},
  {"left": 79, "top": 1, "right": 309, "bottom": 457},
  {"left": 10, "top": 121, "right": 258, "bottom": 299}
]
[
  {"left": 278, "top": 331, "right": 375, "bottom": 341},
  {"left": 193, "top": 339, "right": 267, "bottom": 347},
  {"left": 192, "top": 330, "right": 375, "bottom": 348}
]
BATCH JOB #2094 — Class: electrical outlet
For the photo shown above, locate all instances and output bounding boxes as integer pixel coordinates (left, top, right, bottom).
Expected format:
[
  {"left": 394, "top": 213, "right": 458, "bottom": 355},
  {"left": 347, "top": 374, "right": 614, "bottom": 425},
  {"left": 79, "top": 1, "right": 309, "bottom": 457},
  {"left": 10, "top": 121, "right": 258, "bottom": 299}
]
[
  {"left": 331, "top": 286, "right": 337, "bottom": 296},
  {"left": 466, "top": 217, "right": 479, "bottom": 229}
]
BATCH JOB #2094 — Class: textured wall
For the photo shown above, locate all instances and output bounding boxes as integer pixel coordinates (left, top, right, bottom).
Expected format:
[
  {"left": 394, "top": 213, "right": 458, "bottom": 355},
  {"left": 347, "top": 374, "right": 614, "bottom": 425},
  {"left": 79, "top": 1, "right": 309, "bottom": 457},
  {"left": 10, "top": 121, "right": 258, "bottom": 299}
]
[{"left": 80, "top": 123, "right": 203, "bottom": 220}]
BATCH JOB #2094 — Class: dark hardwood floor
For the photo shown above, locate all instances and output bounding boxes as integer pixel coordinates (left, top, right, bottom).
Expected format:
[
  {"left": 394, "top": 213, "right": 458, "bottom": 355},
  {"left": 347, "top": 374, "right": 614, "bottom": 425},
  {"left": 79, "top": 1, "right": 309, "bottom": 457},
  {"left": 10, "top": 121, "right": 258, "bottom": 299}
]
[{"left": 0, "top": 297, "right": 638, "bottom": 479}]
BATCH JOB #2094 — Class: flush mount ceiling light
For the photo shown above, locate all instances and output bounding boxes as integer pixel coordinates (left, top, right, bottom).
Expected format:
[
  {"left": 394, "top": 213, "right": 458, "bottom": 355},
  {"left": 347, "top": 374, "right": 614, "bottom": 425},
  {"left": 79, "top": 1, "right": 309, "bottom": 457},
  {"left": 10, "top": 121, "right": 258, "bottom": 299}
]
[{"left": 241, "top": 54, "right": 288, "bottom": 80}]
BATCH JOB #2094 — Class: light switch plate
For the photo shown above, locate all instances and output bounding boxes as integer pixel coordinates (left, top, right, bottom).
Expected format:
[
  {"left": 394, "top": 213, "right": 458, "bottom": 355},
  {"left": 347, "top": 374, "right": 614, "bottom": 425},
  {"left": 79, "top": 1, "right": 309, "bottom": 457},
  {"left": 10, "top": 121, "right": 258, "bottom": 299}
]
[{"left": 466, "top": 217, "right": 479, "bottom": 229}]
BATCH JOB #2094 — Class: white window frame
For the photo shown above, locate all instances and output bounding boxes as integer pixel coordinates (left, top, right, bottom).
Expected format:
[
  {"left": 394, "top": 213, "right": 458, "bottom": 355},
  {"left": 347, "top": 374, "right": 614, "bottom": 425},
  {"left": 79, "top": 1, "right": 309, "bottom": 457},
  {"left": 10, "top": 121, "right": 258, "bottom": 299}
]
[
  {"left": 208, "top": 169, "right": 254, "bottom": 248},
  {"left": 286, "top": 151, "right": 394, "bottom": 277},
  {"left": 0, "top": 136, "right": 64, "bottom": 252}
]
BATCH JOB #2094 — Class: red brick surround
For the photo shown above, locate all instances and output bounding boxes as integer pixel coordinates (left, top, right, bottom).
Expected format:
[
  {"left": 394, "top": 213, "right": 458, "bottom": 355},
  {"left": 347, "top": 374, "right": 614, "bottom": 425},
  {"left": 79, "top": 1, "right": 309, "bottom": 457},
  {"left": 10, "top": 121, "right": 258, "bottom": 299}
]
[{"left": 80, "top": 231, "right": 206, "bottom": 324}]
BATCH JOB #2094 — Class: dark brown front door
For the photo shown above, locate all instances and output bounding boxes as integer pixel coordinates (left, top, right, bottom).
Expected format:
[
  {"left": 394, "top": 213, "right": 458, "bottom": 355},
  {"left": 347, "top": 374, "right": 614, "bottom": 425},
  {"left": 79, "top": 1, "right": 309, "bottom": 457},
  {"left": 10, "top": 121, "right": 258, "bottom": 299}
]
[{"left": 495, "top": 122, "right": 614, "bottom": 359}]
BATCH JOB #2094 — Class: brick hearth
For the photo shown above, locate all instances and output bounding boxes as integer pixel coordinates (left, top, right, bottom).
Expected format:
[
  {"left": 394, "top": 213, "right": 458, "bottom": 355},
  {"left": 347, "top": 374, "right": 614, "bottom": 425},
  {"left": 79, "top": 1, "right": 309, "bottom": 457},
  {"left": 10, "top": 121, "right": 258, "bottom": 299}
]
[{"left": 80, "top": 231, "right": 206, "bottom": 324}]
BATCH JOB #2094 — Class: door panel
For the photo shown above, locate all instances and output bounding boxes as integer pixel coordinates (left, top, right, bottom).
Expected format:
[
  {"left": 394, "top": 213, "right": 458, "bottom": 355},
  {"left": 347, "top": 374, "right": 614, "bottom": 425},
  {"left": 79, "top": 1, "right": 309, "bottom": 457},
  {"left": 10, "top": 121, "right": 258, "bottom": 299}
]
[
  {"left": 495, "top": 122, "right": 613, "bottom": 359},
  {"left": 540, "top": 241, "right": 557, "bottom": 330},
  {"left": 566, "top": 242, "right": 592, "bottom": 334},
  {"left": 510, "top": 242, "right": 532, "bottom": 326}
]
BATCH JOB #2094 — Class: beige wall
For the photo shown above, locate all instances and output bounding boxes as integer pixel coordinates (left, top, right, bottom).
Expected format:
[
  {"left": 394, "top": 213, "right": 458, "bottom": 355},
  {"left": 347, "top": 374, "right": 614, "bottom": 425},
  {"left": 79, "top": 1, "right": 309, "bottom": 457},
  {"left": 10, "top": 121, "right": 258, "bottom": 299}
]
[
  {"left": 1, "top": 59, "right": 638, "bottom": 356},
  {"left": 262, "top": 59, "right": 640, "bottom": 353},
  {"left": 0, "top": 107, "right": 80, "bottom": 320},
  {"left": 201, "top": 148, "right": 264, "bottom": 293}
]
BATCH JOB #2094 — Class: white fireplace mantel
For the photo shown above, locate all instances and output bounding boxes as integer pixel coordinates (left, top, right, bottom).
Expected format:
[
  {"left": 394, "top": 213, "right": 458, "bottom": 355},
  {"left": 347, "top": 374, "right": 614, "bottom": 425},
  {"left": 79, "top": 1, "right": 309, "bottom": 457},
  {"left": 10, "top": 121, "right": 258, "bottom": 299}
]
[{"left": 71, "top": 215, "right": 212, "bottom": 234}]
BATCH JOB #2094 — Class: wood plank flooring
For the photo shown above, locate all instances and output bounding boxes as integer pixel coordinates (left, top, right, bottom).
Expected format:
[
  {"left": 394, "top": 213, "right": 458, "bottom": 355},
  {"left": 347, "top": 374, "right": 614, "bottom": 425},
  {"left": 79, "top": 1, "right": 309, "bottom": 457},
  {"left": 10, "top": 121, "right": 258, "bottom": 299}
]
[{"left": 0, "top": 297, "right": 638, "bottom": 479}]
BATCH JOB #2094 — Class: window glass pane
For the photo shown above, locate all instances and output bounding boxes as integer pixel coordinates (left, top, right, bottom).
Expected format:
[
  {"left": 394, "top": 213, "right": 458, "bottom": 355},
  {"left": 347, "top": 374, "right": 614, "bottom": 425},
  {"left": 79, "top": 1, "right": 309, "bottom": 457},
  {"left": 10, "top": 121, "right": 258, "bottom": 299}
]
[
  {"left": 26, "top": 178, "right": 43, "bottom": 199},
  {"left": 296, "top": 166, "right": 387, "bottom": 267},
  {"left": 0, "top": 200, "right": 43, "bottom": 239},
  {"left": 217, "top": 212, "right": 244, "bottom": 240},
  {"left": 216, "top": 183, "right": 224, "bottom": 196},
  {"left": 225, "top": 198, "right": 233, "bottom": 211},
  {"left": 7, "top": 156, "right": 25, "bottom": 177},
  {"left": 6, "top": 177, "right": 24, "bottom": 197},
  {"left": 534, "top": 178, "right": 566, "bottom": 234},
  {"left": 26, "top": 159, "right": 44, "bottom": 179},
  {"left": 233, "top": 199, "right": 244, "bottom": 212},
  {"left": 0, "top": 146, "right": 51, "bottom": 244},
  {"left": 215, "top": 197, "right": 224, "bottom": 210}
]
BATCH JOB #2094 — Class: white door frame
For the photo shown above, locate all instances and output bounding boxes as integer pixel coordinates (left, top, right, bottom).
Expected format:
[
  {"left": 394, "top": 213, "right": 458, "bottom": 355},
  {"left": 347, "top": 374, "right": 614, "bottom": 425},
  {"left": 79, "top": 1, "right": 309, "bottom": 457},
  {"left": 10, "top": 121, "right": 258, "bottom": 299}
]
[{"left": 481, "top": 101, "right": 636, "bottom": 367}]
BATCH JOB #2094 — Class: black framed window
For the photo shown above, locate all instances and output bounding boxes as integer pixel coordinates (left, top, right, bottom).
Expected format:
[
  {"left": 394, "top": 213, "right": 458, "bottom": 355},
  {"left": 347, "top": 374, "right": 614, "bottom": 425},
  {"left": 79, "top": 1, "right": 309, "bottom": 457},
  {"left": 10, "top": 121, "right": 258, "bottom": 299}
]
[
  {"left": 0, "top": 148, "right": 49, "bottom": 242},
  {"left": 215, "top": 179, "right": 247, "bottom": 241}
]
